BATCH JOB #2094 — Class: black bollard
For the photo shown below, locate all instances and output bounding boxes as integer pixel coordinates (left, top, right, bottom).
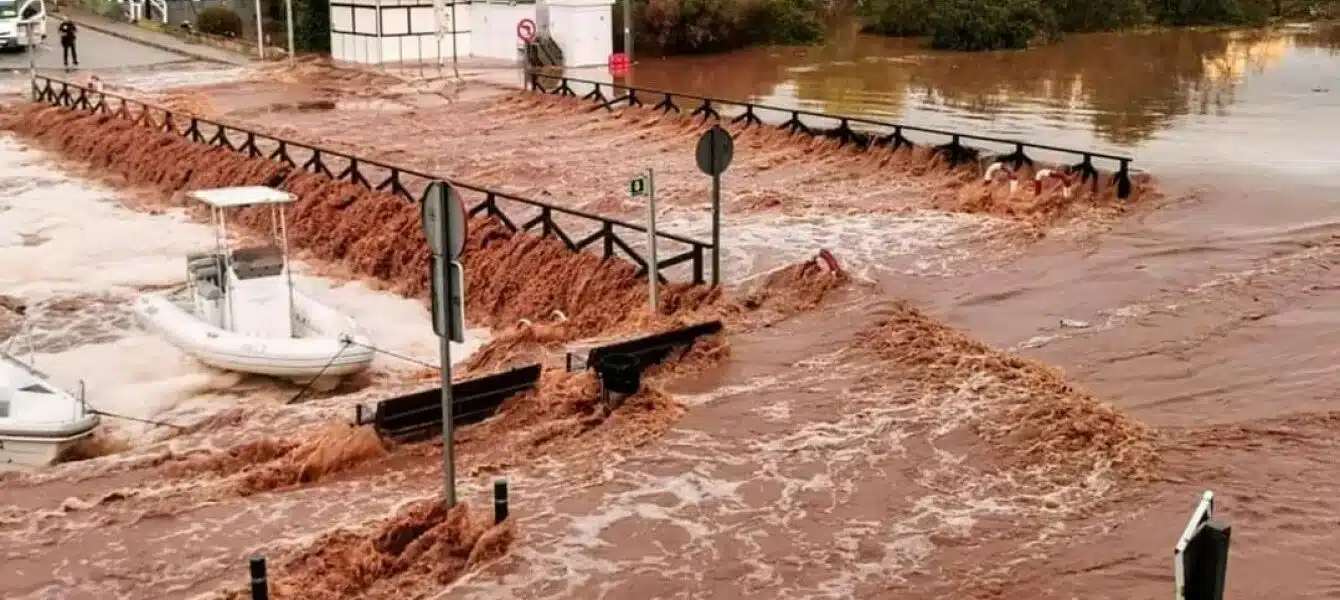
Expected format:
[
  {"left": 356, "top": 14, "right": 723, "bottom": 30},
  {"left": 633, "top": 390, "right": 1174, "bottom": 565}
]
[
  {"left": 596, "top": 353, "right": 641, "bottom": 410},
  {"left": 249, "top": 556, "right": 269, "bottom": 600},
  {"left": 494, "top": 479, "right": 509, "bottom": 524}
]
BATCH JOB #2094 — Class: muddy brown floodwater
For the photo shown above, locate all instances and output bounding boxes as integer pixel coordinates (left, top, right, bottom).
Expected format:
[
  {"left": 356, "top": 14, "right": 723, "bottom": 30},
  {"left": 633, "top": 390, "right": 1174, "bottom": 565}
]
[{"left": 5, "top": 21, "right": 1340, "bottom": 597}]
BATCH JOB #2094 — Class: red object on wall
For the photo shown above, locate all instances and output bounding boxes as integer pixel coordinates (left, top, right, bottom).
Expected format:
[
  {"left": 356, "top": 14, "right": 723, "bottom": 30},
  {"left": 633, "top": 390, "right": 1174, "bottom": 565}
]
[
  {"left": 516, "top": 19, "right": 537, "bottom": 43},
  {"left": 608, "top": 52, "right": 629, "bottom": 75}
]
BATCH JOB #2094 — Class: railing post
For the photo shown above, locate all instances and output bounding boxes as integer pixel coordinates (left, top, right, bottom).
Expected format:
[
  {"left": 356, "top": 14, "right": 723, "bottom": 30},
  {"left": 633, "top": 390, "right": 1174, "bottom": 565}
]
[
  {"left": 249, "top": 556, "right": 269, "bottom": 600},
  {"left": 494, "top": 479, "right": 509, "bottom": 524}
]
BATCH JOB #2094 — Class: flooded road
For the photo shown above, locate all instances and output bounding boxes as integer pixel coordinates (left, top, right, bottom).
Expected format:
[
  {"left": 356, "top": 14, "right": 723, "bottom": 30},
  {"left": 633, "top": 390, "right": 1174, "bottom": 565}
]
[{"left": 5, "top": 20, "right": 1340, "bottom": 598}]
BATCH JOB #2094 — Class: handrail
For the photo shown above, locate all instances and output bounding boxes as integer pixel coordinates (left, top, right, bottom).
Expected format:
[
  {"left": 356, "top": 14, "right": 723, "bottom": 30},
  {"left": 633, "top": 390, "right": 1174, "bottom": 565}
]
[
  {"left": 525, "top": 71, "right": 1136, "bottom": 199},
  {"left": 29, "top": 74, "right": 713, "bottom": 285}
]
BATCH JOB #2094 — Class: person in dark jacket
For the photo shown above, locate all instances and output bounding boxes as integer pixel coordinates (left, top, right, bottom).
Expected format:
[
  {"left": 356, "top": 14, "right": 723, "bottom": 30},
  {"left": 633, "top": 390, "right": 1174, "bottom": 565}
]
[{"left": 58, "top": 18, "right": 78, "bottom": 69}]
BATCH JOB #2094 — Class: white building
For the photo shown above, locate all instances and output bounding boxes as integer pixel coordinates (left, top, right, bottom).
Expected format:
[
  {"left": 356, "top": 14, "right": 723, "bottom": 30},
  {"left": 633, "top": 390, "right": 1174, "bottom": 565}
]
[{"left": 328, "top": 0, "right": 614, "bottom": 68}]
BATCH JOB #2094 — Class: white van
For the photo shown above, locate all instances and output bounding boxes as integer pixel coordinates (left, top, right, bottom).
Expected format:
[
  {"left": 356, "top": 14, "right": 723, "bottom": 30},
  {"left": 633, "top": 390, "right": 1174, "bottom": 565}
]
[{"left": 0, "top": 0, "right": 47, "bottom": 51}]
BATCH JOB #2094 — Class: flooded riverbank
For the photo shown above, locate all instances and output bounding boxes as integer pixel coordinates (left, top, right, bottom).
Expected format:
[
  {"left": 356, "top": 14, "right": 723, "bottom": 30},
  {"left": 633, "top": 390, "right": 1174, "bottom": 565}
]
[{"left": 589, "top": 22, "right": 1340, "bottom": 184}]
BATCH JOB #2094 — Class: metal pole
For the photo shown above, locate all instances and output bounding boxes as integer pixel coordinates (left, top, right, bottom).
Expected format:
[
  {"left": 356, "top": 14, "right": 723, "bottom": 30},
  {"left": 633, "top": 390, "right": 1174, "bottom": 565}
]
[
  {"left": 439, "top": 303, "right": 455, "bottom": 506},
  {"left": 645, "top": 168, "right": 658, "bottom": 312},
  {"left": 711, "top": 173, "right": 721, "bottom": 286},
  {"left": 284, "top": 0, "right": 295, "bottom": 65},
  {"left": 374, "top": 0, "right": 383, "bottom": 66},
  {"left": 253, "top": 0, "right": 264, "bottom": 59},
  {"left": 622, "top": 0, "right": 632, "bottom": 64},
  {"left": 432, "top": 237, "right": 456, "bottom": 508},
  {"left": 450, "top": 0, "right": 458, "bottom": 79}
]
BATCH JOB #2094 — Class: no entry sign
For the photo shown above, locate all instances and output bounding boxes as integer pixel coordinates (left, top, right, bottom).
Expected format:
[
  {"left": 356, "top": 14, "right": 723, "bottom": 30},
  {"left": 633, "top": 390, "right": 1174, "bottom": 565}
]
[
  {"left": 517, "top": 19, "right": 537, "bottom": 43},
  {"left": 608, "top": 52, "right": 629, "bottom": 75}
]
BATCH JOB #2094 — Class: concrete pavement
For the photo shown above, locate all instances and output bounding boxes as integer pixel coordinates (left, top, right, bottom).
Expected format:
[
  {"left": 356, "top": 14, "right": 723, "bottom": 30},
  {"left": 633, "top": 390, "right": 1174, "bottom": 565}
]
[
  {"left": 56, "top": 10, "right": 249, "bottom": 66},
  {"left": 0, "top": 26, "right": 193, "bottom": 73}
]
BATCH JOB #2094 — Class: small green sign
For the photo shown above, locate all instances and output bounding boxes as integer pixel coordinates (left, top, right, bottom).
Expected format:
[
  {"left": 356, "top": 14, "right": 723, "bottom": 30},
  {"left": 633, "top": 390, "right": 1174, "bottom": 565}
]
[{"left": 629, "top": 176, "right": 647, "bottom": 197}]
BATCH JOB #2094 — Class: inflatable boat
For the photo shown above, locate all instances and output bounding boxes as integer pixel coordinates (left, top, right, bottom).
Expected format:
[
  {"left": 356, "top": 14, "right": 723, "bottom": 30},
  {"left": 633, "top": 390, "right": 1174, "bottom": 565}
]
[
  {"left": 0, "top": 350, "right": 99, "bottom": 467},
  {"left": 133, "top": 187, "right": 374, "bottom": 386}
]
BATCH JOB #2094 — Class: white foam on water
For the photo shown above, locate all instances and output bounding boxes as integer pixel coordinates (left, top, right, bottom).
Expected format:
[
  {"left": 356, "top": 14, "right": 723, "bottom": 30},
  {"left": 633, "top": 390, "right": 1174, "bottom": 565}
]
[
  {"left": 108, "top": 67, "right": 251, "bottom": 92},
  {"left": 647, "top": 211, "right": 1007, "bottom": 281},
  {"left": 32, "top": 335, "right": 244, "bottom": 438},
  {"left": 0, "top": 137, "right": 221, "bottom": 300},
  {"left": 0, "top": 135, "right": 491, "bottom": 441},
  {"left": 295, "top": 276, "right": 491, "bottom": 373}
]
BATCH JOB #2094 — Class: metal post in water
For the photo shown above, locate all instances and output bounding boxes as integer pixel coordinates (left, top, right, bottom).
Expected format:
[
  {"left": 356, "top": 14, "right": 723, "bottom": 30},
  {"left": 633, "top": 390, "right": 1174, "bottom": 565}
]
[
  {"left": 284, "top": 0, "right": 295, "bottom": 66},
  {"left": 622, "top": 0, "right": 633, "bottom": 64},
  {"left": 711, "top": 173, "right": 721, "bottom": 286},
  {"left": 450, "top": 0, "right": 459, "bottom": 79},
  {"left": 249, "top": 556, "right": 269, "bottom": 600},
  {"left": 28, "top": 49, "right": 36, "bottom": 101},
  {"left": 431, "top": 225, "right": 457, "bottom": 507},
  {"left": 645, "top": 168, "right": 658, "bottom": 313},
  {"left": 494, "top": 479, "right": 509, "bottom": 524},
  {"left": 439, "top": 305, "right": 455, "bottom": 506},
  {"left": 374, "top": 0, "right": 384, "bottom": 67},
  {"left": 252, "top": 0, "right": 264, "bottom": 60}
]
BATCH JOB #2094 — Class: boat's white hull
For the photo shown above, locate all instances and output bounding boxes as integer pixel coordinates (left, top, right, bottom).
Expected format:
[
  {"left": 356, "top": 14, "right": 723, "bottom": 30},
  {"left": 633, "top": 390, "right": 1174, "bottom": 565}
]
[
  {"left": 0, "top": 430, "right": 94, "bottom": 468},
  {"left": 133, "top": 290, "right": 376, "bottom": 380},
  {"left": 0, "top": 351, "right": 100, "bottom": 468}
]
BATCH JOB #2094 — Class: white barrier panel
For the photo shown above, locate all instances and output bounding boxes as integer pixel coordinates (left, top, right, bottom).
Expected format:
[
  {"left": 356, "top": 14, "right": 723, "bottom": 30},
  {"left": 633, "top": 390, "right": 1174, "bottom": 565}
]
[{"left": 327, "top": 0, "right": 608, "bottom": 67}]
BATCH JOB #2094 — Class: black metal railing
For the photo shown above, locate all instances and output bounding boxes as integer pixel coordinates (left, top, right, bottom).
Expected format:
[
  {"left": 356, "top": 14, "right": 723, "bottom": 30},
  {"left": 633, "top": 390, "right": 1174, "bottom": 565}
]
[
  {"left": 29, "top": 75, "right": 712, "bottom": 285},
  {"left": 526, "top": 72, "right": 1137, "bottom": 200}
]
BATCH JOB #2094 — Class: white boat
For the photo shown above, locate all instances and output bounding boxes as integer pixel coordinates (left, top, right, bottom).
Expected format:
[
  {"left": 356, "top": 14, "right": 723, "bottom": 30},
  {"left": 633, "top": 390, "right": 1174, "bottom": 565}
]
[
  {"left": 132, "top": 186, "right": 375, "bottom": 387},
  {"left": 0, "top": 350, "right": 99, "bottom": 467}
]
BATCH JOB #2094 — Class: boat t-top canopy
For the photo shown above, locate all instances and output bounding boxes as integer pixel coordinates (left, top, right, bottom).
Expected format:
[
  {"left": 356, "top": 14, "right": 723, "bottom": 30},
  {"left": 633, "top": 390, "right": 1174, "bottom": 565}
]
[{"left": 188, "top": 186, "right": 297, "bottom": 209}]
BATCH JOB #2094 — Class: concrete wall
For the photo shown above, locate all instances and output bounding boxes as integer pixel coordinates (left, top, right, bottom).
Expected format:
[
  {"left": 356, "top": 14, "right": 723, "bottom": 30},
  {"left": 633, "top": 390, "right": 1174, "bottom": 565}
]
[
  {"left": 329, "top": 0, "right": 608, "bottom": 67},
  {"left": 469, "top": 2, "right": 531, "bottom": 62}
]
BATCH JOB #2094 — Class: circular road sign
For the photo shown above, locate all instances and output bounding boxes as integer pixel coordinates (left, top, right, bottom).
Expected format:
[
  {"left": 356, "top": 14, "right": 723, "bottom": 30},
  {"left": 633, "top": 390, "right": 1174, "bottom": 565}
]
[
  {"left": 517, "top": 19, "right": 538, "bottom": 43},
  {"left": 420, "top": 181, "right": 467, "bottom": 259},
  {"left": 695, "top": 125, "right": 734, "bottom": 177}
]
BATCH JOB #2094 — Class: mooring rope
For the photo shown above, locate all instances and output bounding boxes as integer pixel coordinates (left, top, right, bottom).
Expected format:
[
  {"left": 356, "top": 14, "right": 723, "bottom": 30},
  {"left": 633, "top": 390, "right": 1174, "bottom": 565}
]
[
  {"left": 286, "top": 338, "right": 354, "bottom": 405},
  {"left": 339, "top": 337, "right": 440, "bottom": 371},
  {"left": 85, "top": 405, "right": 186, "bottom": 430}
]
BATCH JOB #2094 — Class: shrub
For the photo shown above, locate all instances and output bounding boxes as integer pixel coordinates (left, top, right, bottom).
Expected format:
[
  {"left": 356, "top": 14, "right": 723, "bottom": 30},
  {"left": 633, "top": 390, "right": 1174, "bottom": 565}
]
[
  {"left": 632, "top": 0, "right": 824, "bottom": 55},
  {"left": 858, "top": 0, "right": 933, "bottom": 36},
  {"left": 1152, "top": 0, "right": 1272, "bottom": 25},
  {"left": 927, "top": 0, "right": 1058, "bottom": 51},
  {"left": 197, "top": 6, "right": 244, "bottom": 38},
  {"left": 293, "top": 0, "right": 330, "bottom": 52}
]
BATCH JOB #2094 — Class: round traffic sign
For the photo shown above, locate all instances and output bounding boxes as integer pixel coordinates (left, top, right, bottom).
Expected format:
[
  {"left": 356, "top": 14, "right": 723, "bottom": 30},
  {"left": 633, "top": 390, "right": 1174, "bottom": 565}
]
[
  {"left": 420, "top": 181, "right": 468, "bottom": 259},
  {"left": 517, "top": 19, "right": 537, "bottom": 43},
  {"left": 695, "top": 125, "right": 734, "bottom": 176}
]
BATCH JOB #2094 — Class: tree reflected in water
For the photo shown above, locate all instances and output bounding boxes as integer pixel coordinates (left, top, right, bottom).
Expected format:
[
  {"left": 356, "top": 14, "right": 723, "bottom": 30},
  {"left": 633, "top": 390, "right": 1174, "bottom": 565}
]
[{"left": 630, "top": 22, "right": 1337, "bottom": 147}]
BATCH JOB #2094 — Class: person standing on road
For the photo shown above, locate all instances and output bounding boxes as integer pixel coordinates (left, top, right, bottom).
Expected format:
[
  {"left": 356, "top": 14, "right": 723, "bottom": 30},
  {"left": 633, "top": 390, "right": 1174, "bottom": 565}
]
[{"left": 58, "top": 17, "right": 78, "bottom": 70}]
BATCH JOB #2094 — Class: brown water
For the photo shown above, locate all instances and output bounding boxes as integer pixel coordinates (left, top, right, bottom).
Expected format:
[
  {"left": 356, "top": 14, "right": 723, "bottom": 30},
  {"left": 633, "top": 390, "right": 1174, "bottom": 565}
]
[
  {"left": 5, "top": 39, "right": 1340, "bottom": 598},
  {"left": 580, "top": 22, "right": 1340, "bottom": 185}
]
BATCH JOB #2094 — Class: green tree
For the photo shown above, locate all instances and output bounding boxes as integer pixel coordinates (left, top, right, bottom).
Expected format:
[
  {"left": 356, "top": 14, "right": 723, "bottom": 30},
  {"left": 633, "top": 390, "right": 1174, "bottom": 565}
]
[{"left": 294, "top": 0, "right": 330, "bottom": 53}]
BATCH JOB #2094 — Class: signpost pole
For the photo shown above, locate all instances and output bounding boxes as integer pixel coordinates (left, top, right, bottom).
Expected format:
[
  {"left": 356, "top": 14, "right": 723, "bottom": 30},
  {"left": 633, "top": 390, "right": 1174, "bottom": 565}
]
[
  {"left": 435, "top": 253, "right": 455, "bottom": 507},
  {"left": 422, "top": 181, "right": 468, "bottom": 508},
  {"left": 645, "top": 168, "right": 658, "bottom": 313},
  {"left": 694, "top": 125, "right": 733, "bottom": 288},
  {"left": 711, "top": 172, "right": 720, "bottom": 286}
]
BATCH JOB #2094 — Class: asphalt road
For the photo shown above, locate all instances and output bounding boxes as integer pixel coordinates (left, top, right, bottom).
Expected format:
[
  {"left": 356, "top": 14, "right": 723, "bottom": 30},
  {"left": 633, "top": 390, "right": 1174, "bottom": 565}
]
[{"left": 0, "top": 27, "right": 191, "bottom": 72}]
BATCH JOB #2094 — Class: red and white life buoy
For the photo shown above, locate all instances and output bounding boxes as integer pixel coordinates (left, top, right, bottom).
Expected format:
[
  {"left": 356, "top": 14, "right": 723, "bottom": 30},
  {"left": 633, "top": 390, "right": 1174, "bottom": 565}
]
[
  {"left": 1033, "top": 169, "right": 1075, "bottom": 198},
  {"left": 816, "top": 248, "right": 842, "bottom": 274},
  {"left": 984, "top": 161, "right": 1020, "bottom": 195}
]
